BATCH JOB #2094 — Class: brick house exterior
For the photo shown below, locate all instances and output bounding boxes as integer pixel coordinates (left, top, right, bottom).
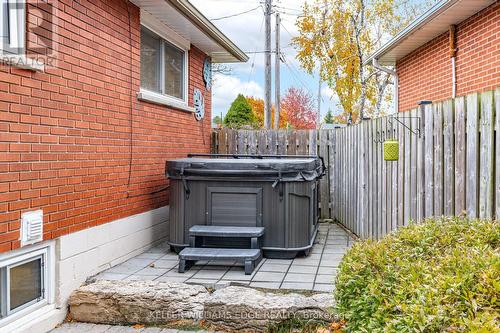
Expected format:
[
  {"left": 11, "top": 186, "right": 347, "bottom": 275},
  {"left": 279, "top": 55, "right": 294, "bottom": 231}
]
[
  {"left": 397, "top": 2, "right": 499, "bottom": 111},
  {"left": 366, "top": 0, "right": 498, "bottom": 112},
  {"left": 1, "top": 2, "right": 208, "bottom": 252},
  {"left": 0, "top": 1, "right": 246, "bottom": 331}
]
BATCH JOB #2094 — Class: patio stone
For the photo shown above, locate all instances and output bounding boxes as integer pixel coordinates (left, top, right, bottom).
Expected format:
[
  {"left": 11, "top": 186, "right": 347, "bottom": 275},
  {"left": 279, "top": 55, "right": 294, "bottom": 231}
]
[
  {"left": 126, "top": 275, "right": 159, "bottom": 281},
  {"left": 315, "top": 274, "right": 335, "bottom": 284},
  {"left": 313, "top": 284, "right": 335, "bottom": 293},
  {"left": 121, "top": 258, "right": 156, "bottom": 268},
  {"left": 93, "top": 224, "right": 355, "bottom": 293},
  {"left": 135, "top": 252, "right": 165, "bottom": 259},
  {"left": 94, "top": 272, "right": 129, "bottom": 281},
  {"left": 145, "top": 328, "right": 166, "bottom": 333},
  {"left": 51, "top": 323, "right": 106, "bottom": 333},
  {"left": 322, "top": 247, "right": 348, "bottom": 254},
  {"left": 135, "top": 267, "right": 169, "bottom": 276},
  {"left": 291, "top": 258, "right": 320, "bottom": 266},
  {"left": 280, "top": 282, "right": 313, "bottom": 290},
  {"left": 221, "top": 270, "right": 255, "bottom": 281},
  {"left": 204, "top": 286, "right": 334, "bottom": 332},
  {"left": 249, "top": 282, "right": 281, "bottom": 289},
  {"left": 283, "top": 273, "right": 315, "bottom": 283},
  {"left": 186, "top": 278, "right": 219, "bottom": 287},
  {"left": 317, "top": 266, "right": 337, "bottom": 275},
  {"left": 252, "top": 271, "right": 286, "bottom": 282},
  {"left": 69, "top": 280, "right": 208, "bottom": 325},
  {"left": 258, "top": 263, "right": 290, "bottom": 272},
  {"left": 163, "top": 269, "right": 198, "bottom": 278},
  {"left": 105, "top": 264, "right": 141, "bottom": 275},
  {"left": 287, "top": 265, "right": 315, "bottom": 274},
  {"left": 191, "top": 269, "right": 227, "bottom": 280},
  {"left": 159, "top": 253, "right": 179, "bottom": 261},
  {"left": 156, "top": 276, "right": 188, "bottom": 283},
  {"left": 319, "top": 259, "right": 341, "bottom": 267},
  {"left": 152, "top": 260, "right": 179, "bottom": 269}
]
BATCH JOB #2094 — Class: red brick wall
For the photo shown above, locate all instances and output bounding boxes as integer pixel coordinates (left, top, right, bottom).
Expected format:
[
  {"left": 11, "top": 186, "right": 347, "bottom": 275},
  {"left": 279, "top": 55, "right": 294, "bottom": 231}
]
[
  {"left": 396, "top": 2, "right": 499, "bottom": 112},
  {"left": 0, "top": 0, "right": 212, "bottom": 252}
]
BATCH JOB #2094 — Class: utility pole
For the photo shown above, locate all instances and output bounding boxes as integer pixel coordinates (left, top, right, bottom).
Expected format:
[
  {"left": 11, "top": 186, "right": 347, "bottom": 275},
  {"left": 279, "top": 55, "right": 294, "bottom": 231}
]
[
  {"left": 274, "top": 12, "right": 280, "bottom": 130},
  {"left": 317, "top": 75, "right": 321, "bottom": 129},
  {"left": 264, "top": 0, "right": 272, "bottom": 129}
]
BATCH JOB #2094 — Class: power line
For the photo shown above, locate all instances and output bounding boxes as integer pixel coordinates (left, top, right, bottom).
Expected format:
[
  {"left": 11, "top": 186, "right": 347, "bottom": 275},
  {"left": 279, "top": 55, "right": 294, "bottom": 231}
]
[
  {"left": 210, "top": 5, "right": 262, "bottom": 20},
  {"left": 280, "top": 21, "right": 295, "bottom": 39},
  {"left": 281, "top": 54, "right": 314, "bottom": 96},
  {"left": 244, "top": 15, "right": 265, "bottom": 95}
]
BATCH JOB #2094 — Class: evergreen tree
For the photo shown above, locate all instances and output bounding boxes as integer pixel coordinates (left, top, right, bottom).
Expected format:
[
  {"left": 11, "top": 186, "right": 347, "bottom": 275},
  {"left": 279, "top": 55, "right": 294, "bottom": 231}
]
[
  {"left": 213, "top": 115, "right": 222, "bottom": 127},
  {"left": 324, "top": 109, "right": 334, "bottom": 124},
  {"left": 223, "top": 94, "right": 256, "bottom": 128}
]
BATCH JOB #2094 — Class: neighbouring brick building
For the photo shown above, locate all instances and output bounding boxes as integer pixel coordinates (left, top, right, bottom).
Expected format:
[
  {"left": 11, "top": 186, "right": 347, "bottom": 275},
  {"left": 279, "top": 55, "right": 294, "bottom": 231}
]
[
  {"left": 366, "top": 0, "right": 499, "bottom": 112},
  {"left": 0, "top": 0, "right": 246, "bottom": 331}
]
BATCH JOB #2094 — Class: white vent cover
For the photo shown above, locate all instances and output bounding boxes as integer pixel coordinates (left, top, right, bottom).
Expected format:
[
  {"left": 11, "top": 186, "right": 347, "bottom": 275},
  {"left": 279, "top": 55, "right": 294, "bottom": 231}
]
[{"left": 21, "top": 210, "right": 43, "bottom": 246}]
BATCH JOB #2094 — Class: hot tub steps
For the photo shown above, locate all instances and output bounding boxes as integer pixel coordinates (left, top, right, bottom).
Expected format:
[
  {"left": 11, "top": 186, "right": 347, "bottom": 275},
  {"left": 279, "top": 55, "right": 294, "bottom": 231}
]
[
  {"left": 179, "top": 225, "right": 265, "bottom": 274},
  {"left": 189, "top": 225, "right": 265, "bottom": 249},
  {"left": 178, "top": 248, "right": 262, "bottom": 275}
]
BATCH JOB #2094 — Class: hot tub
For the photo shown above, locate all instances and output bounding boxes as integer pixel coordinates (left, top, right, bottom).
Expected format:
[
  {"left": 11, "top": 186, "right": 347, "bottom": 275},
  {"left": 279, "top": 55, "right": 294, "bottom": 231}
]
[{"left": 165, "top": 154, "right": 324, "bottom": 259}]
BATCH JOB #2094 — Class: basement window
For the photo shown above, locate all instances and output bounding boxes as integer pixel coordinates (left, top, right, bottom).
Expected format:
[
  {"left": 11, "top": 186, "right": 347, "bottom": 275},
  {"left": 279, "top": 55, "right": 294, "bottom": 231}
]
[
  {"left": 0, "top": 247, "right": 48, "bottom": 321},
  {"left": 140, "top": 25, "right": 188, "bottom": 107}
]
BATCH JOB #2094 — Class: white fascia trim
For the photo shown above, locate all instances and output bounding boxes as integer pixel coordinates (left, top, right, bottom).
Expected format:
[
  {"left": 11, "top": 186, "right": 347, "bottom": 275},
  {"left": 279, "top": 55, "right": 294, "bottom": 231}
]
[
  {"left": 141, "top": 9, "right": 190, "bottom": 51},
  {"left": 364, "top": 0, "right": 460, "bottom": 65},
  {"left": 167, "top": 0, "right": 248, "bottom": 62},
  {"left": 138, "top": 89, "right": 195, "bottom": 113},
  {"left": 0, "top": 54, "right": 44, "bottom": 71}
]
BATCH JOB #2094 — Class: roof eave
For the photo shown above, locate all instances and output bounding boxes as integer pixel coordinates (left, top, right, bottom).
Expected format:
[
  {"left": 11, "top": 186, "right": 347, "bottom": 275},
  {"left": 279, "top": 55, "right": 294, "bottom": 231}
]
[
  {"left": 167, "top": 0, "right": 249, "bottom": 63},
  {"left": 364, "top": 0, "right": 462, "bottom": 66}
]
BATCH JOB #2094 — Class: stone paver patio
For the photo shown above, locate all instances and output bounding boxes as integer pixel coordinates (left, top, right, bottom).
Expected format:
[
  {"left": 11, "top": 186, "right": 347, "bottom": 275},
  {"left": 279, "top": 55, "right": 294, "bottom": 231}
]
[{"left": 94, "top": 223, "right": 353, "bottom": 292}]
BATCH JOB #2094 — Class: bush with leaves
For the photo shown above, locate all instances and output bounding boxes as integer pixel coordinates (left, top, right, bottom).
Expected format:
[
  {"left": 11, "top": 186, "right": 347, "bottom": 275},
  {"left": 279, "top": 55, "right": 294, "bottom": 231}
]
[
  {"left": 223, "top": 94, "right": 257, "bottom": 129},
  {"left": 335, "top": 216, "right": 499, "bottom": 332}
]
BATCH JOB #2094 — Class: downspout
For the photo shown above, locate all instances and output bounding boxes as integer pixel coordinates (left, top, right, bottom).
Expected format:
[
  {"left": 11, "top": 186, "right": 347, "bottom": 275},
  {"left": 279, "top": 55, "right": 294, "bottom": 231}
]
[
  {"left": 372, "top": 58, "right": 398, "bottom": 113},
  {"left": 449, "top": 25, "right": 457, "bottom": 98}
]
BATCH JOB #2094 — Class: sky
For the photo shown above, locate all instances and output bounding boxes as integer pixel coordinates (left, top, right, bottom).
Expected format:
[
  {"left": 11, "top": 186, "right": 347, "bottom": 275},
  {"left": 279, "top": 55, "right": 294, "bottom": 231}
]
[{"left": 190, "top": 0, "right": 340, "bottom": 122}]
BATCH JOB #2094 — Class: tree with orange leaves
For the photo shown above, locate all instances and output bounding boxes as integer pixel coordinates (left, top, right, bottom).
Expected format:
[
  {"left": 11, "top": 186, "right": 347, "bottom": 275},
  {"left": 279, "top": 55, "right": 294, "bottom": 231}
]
[{"left": 246, "top": 96, "right": 289, "bottom": 129}]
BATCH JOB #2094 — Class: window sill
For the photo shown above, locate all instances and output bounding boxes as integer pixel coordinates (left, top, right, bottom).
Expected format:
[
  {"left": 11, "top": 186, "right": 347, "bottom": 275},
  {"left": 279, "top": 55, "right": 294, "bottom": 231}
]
[
  {"left": 0, "top": 54, "right": 45, "bottom": 72},
  {"left": 137, "top": 90, "right": 194, "bottom": 113}
]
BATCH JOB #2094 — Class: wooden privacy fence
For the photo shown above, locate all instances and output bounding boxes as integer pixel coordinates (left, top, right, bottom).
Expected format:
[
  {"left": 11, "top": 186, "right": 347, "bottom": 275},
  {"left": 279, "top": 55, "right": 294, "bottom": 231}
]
[{"left": 211, "top": 88, "right": 500, "bottom": 239}]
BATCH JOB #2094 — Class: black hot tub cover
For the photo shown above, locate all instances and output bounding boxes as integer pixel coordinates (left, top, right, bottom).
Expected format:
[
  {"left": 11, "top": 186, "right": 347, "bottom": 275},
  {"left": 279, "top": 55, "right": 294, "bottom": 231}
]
[{"left": 166, "top": 155, "right": 324, "bottom": 182}]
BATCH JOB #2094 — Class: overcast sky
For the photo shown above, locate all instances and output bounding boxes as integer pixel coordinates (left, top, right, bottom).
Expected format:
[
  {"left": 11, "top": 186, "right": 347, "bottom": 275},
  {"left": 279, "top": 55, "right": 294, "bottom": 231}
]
[{"left": 190, "top": 0, "right": 340, "bottom": 121}]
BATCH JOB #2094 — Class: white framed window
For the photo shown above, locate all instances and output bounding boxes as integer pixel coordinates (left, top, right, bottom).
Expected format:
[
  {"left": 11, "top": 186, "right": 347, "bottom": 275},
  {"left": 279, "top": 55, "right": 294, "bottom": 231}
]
[
  {"left": 0, "top": 0, "right": 25, "bottom": 56},
  {"left": 140, "top": 25, "right": 188, "bottom": 104},
  {"left": 0, "top": 245, "right": 52, "bottom": 326}
]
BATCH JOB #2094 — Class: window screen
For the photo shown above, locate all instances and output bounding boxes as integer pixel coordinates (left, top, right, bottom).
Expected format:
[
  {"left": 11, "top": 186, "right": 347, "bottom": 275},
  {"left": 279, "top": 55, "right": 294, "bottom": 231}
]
[{"left": 9, "top": 257, "right": 43, "bottom": 311}]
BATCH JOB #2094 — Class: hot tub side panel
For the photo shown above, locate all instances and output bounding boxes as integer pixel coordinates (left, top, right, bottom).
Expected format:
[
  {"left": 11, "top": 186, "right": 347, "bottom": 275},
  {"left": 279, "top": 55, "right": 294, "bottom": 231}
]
[
  {"left": 168, "top": 178, "right": 319, "bottom": 258},
  {"left": 168, "top": 179, "right": 186, "bottom": 249}
]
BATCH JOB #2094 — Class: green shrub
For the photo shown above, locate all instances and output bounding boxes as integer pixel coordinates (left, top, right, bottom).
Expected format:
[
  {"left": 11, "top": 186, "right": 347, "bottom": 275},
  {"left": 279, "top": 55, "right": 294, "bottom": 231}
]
[
  {"left": 334, "top": 217, "right": 499, "bottom": 332},
  {"left": 223, "top": 94, "right": 257, "bottom": 129}
]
